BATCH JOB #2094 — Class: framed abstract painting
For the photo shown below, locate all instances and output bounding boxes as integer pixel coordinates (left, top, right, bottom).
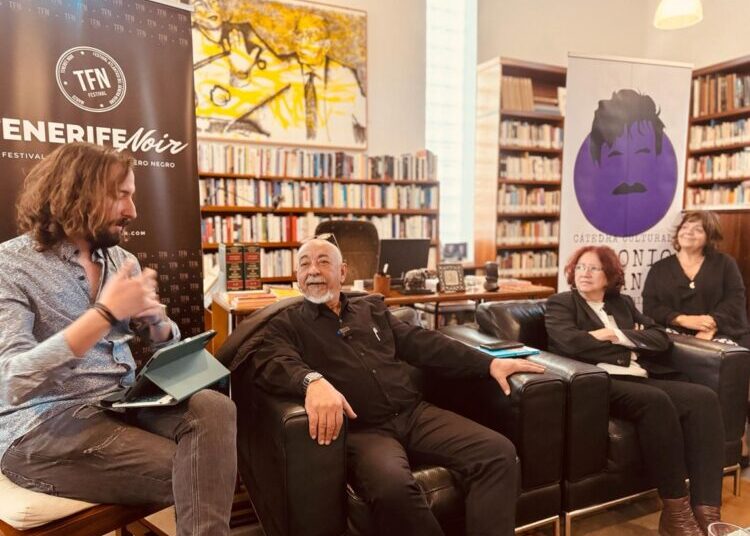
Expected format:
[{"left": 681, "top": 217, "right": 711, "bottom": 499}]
[{"left": 192, "top": 0, "right": 367, "bottom": 149}]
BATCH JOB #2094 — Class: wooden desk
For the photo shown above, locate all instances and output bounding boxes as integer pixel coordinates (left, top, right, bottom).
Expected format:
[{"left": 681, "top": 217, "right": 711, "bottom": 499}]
[
  {"left": 210, "top": 284, "right": 554, "bottom": 349},
  {"left": 383, "top": 284, "right": 555, "bottom": 328},
  {"left": 383, "top": 285, "right": 554, "bottom": 306}
]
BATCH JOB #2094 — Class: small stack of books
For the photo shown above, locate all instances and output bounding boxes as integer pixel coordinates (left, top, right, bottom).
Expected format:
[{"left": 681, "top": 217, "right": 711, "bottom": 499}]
[{"left": 219, "top": 291, "right": 278, "bottom": 309}]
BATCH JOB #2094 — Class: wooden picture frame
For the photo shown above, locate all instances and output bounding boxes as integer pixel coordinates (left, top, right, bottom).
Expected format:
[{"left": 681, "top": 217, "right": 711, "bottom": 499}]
[{"left": 437, "top": 263, "right": 465, "bottom": 293}]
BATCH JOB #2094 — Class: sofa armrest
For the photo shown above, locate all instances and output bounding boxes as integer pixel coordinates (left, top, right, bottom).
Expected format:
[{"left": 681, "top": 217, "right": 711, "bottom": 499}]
[
  {"left": 436, "top": 325, "right": 565, "bottom": 490},
  {"left": 439, "top": 324, "right": 610, "bottom": 483},
  {"left": 233, "top": 370, "right": 347, "bottom": 536},
  {"left": 528, "top": 352, "right": 610, "bottom": 482},
  {"left": 663, "top": 334, "right": 750, "bottom": 444}
]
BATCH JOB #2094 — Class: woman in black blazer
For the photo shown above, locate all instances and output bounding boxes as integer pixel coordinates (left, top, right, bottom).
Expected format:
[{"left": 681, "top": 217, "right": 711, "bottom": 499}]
[
  {"left": 643, "top": 211, "right": 750, "bottom": 348},
  {"left": 545, "top": 245, "right": 724, "bottom": 536}
]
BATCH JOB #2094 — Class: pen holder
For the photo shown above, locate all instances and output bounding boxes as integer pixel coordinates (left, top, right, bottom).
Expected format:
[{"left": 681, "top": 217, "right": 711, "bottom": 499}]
[{"left": 373, "top": 273, "right": 391, "bottom": 295}]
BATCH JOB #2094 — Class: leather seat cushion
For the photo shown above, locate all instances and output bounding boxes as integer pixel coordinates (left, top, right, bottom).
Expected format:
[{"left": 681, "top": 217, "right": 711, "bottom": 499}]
[{"left": 346, "top": 465, "right": 464, "bottom": 536}]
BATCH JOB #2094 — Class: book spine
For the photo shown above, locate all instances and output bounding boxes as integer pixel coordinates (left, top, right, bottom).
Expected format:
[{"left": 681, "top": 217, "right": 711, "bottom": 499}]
[
  {"left": 243, "top": 245, "right": 262, "bottom": 290},
  {"left": 219, "top": 243, "right": 245, "bottom": 291}
]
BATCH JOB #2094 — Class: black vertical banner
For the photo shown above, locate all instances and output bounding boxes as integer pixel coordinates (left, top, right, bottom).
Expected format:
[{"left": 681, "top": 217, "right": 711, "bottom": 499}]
[{"left": 0, "top": 0, "right": 204, "bottom": 344}]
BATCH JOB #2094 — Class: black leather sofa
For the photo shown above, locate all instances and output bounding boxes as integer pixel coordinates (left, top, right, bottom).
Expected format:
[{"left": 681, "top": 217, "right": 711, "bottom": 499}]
[
  {"left": 441, "top": 299, "right": 750, "bottom": 535},
  {"left": 222, "top": 301, "right": 567, "bottom": 536}
]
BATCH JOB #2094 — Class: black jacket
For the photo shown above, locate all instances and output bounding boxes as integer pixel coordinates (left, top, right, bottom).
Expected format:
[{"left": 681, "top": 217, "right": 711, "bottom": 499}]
[
  {"left": 643, "top": 251, "right": 750, "bottom": 345},
  {"left": 545, "top": 290, "right": 671, "bottom": 373}
]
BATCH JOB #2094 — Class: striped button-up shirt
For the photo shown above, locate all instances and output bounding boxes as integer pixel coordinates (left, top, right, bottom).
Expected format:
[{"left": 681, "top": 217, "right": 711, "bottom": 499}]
[{"left": 0, "top": 234, "right": 179, "bottom": 457}]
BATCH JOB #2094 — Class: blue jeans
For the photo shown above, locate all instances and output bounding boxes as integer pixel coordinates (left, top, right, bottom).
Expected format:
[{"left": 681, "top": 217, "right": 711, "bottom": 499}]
[{"left": 1, "top": 390, "right": 237, "bottom": 536}]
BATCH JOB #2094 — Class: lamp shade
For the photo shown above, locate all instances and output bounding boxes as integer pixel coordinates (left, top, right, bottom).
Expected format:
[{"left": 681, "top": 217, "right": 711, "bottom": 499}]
[{"left": 653, "top": 0, "right": 703, "bottom": 29}]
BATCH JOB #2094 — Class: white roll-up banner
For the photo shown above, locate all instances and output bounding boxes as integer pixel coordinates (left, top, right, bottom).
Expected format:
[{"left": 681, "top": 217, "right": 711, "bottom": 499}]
[{"left": 559, "top": 53, "right": 693, "bottom": 307}]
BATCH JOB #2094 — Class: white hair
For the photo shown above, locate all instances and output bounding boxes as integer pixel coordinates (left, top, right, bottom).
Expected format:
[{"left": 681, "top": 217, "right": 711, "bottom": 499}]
[{"left": 297, "top": 238, "right": 343, "bottom": 265}]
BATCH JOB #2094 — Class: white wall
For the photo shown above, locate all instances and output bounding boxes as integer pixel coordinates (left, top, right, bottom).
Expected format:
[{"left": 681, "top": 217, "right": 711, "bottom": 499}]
[
  {"left": 478, "top": 0, "right": 750, "bottom": 70},
  {"left": 340, "top": 0, "right": 426, "bottom": 154},
  {"left": 478, "top": 0, "right": 650, "bottom": 67}
]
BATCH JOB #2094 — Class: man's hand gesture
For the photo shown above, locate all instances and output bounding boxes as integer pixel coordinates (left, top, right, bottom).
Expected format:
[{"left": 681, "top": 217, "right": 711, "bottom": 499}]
[
  {"left": 99, "top": 260, "right": 161, "bottom": 320},
  {"left": 305, "top": 378, "right": 357, "bottom": 446},
  {"left": 489, "top": 358, "right": 545, "bottom": 396}
]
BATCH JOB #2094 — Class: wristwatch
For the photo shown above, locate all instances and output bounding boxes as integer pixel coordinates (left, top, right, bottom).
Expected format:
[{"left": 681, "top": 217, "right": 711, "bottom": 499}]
[{"left": 302, "top": 372, "right": 324, "bottom": 393}]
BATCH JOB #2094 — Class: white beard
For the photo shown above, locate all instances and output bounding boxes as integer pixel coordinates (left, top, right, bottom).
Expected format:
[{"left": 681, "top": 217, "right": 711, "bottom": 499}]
[{"left": 304, "top": 289, "right": 335, "bottom": 304}]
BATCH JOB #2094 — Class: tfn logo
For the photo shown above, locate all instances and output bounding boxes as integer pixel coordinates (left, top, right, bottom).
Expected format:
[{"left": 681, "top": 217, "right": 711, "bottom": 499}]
[
  {"left": 55, "top": 47, "right": 126, "bottom": 113},
  {"left": 73, "top": 68, "right": 111, "bottom": 92}
]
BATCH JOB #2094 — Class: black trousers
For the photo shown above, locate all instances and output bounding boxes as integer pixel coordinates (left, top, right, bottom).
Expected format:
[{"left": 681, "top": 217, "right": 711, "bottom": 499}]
[
  {"left": 346, "top": 401, "right": 519, "bottom": 536},
  {"left": 609, "top": 376, "right": 724, "bottom": 506}
]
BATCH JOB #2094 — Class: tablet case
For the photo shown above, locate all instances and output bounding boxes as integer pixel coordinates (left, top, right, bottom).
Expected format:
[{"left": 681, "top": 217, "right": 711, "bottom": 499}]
[{"left": 102, "top": 331, "right": 229, "bottom": 407}]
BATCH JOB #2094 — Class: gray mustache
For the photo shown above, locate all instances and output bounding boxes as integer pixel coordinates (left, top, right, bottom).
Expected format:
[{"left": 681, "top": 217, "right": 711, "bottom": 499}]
[{"left": 612, "top": 182, "right": 647, "bottom": 195}]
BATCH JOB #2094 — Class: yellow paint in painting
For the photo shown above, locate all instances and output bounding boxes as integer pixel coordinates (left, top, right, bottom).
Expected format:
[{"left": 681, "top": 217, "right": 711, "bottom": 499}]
[{"left": 192, "top": 0, "right": 366, "bottom": 146}]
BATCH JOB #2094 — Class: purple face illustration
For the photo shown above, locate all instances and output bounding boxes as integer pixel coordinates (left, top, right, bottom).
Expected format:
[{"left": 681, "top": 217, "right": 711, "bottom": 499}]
[{"left": 574, "top": 94, "right": 678, "bottom": 237}]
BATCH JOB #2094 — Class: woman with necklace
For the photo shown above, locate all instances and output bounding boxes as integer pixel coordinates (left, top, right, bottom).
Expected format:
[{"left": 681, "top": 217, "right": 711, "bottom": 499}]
[
  {"left": 643, "top": 211, "right": 750, "bottom": 348},
  {"left": 546, "top": 245, "right": 725, "bottom": 536}
]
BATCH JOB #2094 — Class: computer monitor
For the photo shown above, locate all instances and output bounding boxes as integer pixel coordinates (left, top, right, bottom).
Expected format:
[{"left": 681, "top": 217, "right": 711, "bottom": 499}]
[{"left": 378, "top": 238, "right": 431, "bottom": 285}]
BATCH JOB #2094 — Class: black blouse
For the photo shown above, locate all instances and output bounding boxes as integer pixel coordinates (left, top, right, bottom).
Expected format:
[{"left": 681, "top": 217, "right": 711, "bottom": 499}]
[{"left": 642, "top": 252, "right": 750, "bottom": 344}]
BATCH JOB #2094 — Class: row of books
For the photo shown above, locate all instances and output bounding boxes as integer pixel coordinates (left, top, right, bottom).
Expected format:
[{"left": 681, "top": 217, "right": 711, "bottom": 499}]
[
  {"left": 217, "top": 244, "right": 263, "bottom": 290},
  {"left": 688, "top": 119, "right": 750, "bottom": 150},
  {"left": 497, "top": 185, "right": 561, "bottom": 211},
  {"left": 500, "top": 155, "right": 561, "bottom": 181},
  {"left": 691, "top": 73, "right": 750, "bottom": 118},
  {"left": 197, "top": 142, "right": 438, "bottom": 181},
  {"left": 369, "top": 153, "right": 437, "bottom": 181},
  {"left": 199, "top": 177, "right": 438, "bottom": 210},
  {"left": 500, "top": 75, "right": 565, "bottom": 116},
  {"left": 500, "top": 121, "right": 564, "bottom": 149},
  {"left": 497, "top": 219, "right": 560, "bottom": 245},
  {"left": 501, "top": 75, "right": 535, "bottom": 111},
  {"left": 496, "top": 251, "right": 558, "bottom": 277},
  {"left": 201, "top": 214, "right": 437, "bottom": 244},
  {"left": 685, "top": 182, "right": 750, "bottom": 209},
  {"left": 214, "top": 244, "right": 298, "bottom": 289},
  {"left": 687, "top": 150, "right": 750, "bottom": 181}
]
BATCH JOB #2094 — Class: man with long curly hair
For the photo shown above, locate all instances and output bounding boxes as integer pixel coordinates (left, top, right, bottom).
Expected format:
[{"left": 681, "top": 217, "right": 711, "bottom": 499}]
[{"left": 0, "top": 142, "right": 236, "bottom": 536}]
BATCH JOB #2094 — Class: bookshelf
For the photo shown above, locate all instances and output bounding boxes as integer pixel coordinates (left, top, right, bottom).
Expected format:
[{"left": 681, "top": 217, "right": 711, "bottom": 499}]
[
  {"left": 198, "top": 141, "right": 440, "bottom": 285},
  {"left": 687, "top": 55, "right": 750, "bottom": 210},
  {"left": 687, "top": 55, "right": 750, "bottom": 315},
  {"left": 475, "top": 57, "right": 565, "bottom": 287}
]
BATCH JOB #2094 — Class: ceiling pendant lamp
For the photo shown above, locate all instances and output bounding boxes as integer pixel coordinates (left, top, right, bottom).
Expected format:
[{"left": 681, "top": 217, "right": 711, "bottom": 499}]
[{"left": 653, "top": 0, "right": 703, "bottom": 30}]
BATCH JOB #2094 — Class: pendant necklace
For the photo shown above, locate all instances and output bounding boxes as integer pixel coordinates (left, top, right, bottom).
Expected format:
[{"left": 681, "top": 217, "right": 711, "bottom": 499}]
[{"left": 679, "top": 254, "right": 703, "bottom": 291}]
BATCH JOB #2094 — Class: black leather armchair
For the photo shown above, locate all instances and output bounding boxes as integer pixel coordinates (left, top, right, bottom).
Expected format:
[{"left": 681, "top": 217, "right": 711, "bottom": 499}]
[
  {"left": 458, "top": 299, "right": 750, "bottom": 534},
  {"left": 314, "top": 220, "right": 380, "bottom": 285},
  {"left": 230, "top": 306, "right": 567, "bottom": 536}
]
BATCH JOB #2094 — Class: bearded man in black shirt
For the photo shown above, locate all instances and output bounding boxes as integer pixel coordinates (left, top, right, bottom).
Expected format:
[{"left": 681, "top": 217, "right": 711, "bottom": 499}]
[{"left": 252, "top": 238, "right": 544, "bottom": 536}]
